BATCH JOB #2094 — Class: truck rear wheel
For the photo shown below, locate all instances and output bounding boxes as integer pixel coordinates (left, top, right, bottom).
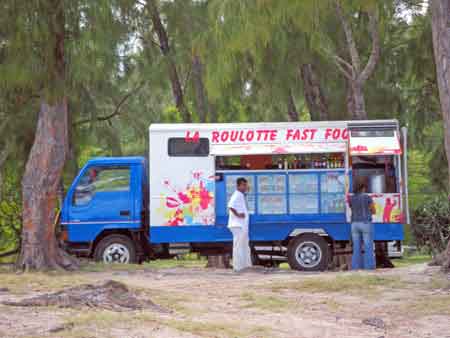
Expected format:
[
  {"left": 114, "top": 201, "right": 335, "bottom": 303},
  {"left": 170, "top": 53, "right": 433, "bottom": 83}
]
[
  {"left": 287, "top": 234, "right": 329, "bottom": 271},
  {"left": 94, "top": 235, "right": 136, "bottom": 264}
]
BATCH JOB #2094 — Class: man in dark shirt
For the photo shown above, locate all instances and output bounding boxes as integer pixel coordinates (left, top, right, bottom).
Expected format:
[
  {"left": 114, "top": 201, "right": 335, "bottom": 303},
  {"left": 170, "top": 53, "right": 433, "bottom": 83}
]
[{"left": 348, "top": 179, "right": 376, "bottom": 270}]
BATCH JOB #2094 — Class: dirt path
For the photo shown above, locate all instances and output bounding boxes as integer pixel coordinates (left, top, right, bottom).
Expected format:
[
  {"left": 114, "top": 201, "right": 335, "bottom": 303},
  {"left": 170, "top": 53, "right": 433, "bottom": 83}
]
[{"left": 0, "top": 264, "right": 449, "bottom": 338}]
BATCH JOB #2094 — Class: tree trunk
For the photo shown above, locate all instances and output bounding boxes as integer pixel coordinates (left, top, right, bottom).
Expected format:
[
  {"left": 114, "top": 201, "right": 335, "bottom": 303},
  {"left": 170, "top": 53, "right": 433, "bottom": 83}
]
[
  {"left": 147, "top": 0, "right": 191, "bottom": 122},
  {"left": 431, "top": 0, "right": 450, "bottom": 189},
  {"left": 192, "top": 54, "right": 209, "bottom": 122},
  {"left": 431, "top": 0, "right": 450, "bottom": 270},
  {"left": 352, "top": 81, "right": 367, "bottom": 120},
  {"left": 17, "top": 100, "right": 78, "bottom": 271},
  {"left": 16, "top": 0, "right": 77, "bottom": 270},
  {"left": 300, "top": 64, "right": 329, "bottom": 121},
  {"left": 287, "top": 89, "right": 299, "bottom": 122},
  {"left": 346, "top": 79, "right": 355, "bottom": 118},
  {"left": 441, "top": 240, "right": 450, "bottom": 272},
  {"left": 206, "top": 254, "right": 231, "bottom": 269}
]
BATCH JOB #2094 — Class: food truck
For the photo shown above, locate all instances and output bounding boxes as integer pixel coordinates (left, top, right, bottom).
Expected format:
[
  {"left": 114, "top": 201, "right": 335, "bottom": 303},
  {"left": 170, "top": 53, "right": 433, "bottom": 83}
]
[{"left": 60, "top": 120, "right": 409, "bottom": 271}]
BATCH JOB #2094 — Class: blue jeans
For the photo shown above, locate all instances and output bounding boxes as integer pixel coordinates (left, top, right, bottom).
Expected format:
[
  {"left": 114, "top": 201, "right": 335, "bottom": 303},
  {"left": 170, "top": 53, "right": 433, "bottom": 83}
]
[{"left": 351, "top": 222, "right": 375, "bottom": 270}]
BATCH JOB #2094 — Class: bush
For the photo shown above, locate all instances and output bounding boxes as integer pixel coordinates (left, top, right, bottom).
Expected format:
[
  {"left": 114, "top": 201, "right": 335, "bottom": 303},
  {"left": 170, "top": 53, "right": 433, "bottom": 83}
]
[
  {"left": 411, "top": 195, "right": 450, "bottom": 255},
  {"left": 0, "top": 170, "right": 22, "bottom": 258}
]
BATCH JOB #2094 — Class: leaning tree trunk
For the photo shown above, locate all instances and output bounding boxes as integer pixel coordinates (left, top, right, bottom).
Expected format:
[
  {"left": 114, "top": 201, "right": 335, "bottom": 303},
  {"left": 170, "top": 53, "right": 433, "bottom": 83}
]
[
  {"left": 16, "top": 0, "right": 77, "bottom": 270},
  {"left": 287, "top": 89, "right": 299, "bottom": 122},
  {"left": 192, "top": 54, "right": 209, "bottom": 123},
  {"left": 17, "top": 100, "right": 78, "bottom": 270},
  {"left": 431, "top": 0, "right": 450, "bottom": 270},
  {"left": 300, "top": 64, "right": 329, "bottom": 121}
]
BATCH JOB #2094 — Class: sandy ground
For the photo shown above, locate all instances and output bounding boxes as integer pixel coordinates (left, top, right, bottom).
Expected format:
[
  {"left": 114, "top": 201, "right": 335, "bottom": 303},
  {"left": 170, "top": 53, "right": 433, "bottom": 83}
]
[{"left": 0, "top": 263, "right": 450, "bottom": 338}]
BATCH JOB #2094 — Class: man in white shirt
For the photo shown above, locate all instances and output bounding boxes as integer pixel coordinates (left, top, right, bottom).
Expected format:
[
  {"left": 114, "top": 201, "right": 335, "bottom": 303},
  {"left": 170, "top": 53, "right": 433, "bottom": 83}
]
[{"left": 228, "top": 177, "right": 252, "bottom": 272}]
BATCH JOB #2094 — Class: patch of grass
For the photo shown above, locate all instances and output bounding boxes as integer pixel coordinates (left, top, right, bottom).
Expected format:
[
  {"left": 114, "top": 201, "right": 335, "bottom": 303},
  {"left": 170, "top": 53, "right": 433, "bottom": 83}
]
[
  {"left": 79, "top": 262, "right": 146, "bottom": 272},
  {"left": 240, "top": 291, "right": 292, "bottom": 312},
  {"left": 318, "top": 297, "right": 342, "bottom": 311},
  {"left": 146, "top": 257, "right": 206, "bottom": 269},
  {"left": 141, "top": 288, "right": 194, "bottom": 314},
  {"left": 393, "top": 255, "right": 432, "bottom": 268},
  {"left": 430, "top": 277, "right": 450, "bottom": 290},
  {"left": 406, "top": 295, "right": 450, "bottom": 316},
  {"left": 0, "top": 271, "right": 91, "bottom": 294},
  {"left": 270, "top": 274, "right": 404, "bottom": 295},
  {"left": 67, "top": 309, "right": 157, "bottom": 328},
  {"left": 80, "top": 256, "right": 206, "bottom": 272},
  {"left": 162, "top": 318, "right": 272, "bottom": 338},
  {"left": 64, "top": 310, "right": 272, "bottom": 338}
]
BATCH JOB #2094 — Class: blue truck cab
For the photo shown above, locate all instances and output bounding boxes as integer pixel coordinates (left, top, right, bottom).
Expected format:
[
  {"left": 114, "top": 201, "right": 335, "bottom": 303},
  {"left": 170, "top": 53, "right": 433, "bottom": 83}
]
[
  {"left": 61, "top": 121, "right": 408, "bottom": 270},
  {"left": 61, "top": 157, "right": 152, "bottom": 262}
]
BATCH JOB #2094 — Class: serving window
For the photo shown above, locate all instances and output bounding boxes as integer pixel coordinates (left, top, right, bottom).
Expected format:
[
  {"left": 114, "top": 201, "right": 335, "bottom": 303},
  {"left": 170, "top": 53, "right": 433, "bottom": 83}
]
[{"left": 215, "top": 153, "right": 345, "bottom": 171}]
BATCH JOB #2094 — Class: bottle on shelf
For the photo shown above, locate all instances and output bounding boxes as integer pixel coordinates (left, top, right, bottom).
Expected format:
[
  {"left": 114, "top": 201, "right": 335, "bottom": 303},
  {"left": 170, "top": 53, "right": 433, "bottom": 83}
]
[
  {"left": 321, "top": 156, "right": 327, "bottom": 169},
  {"left": 277, "top": 158, "right": 283, "bottom": 169}
]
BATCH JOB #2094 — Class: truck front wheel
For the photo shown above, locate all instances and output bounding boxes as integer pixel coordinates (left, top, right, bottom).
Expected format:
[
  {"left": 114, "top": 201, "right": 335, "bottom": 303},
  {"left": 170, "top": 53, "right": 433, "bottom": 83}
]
[
  {"left": 94, "top": 235, "right": 136, "bottom": 264},
  {"left": 287, "top": 234, "right": 329, "bottom": 271}
]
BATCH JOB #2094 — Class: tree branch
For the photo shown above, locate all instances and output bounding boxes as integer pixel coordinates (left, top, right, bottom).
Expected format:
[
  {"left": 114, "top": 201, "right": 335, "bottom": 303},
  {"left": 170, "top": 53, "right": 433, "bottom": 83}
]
[
  {"left": 0, "top": 136, "right": 13, "bottom": 168},
  {"left": 0, "top": 248, "right": 19, "bottom": 259},
  {"left": 334, "top": 54, "right": 353, "bottom": 72},
  {"left": 335, "top": 0, "right": 361, "bottom": 73},
  {"left": 333, "top": 59, "right": 353, "bottom": 80},
  {"left": 74, "top": 82, "right": 146, "bottom": 126},
  {"left": 182, "top": 63, "right": 192, "bottom": 93},
  {"left": 359, "top": 11, "right": 381, "bottom": 83},
  {"left": 332, "top": 54, "right": 353, "bottom": 79}
]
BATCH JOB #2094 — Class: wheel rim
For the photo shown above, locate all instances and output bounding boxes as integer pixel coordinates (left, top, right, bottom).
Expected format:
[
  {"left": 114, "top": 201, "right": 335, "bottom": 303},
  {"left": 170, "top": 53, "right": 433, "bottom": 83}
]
[
  {"left": 103, "top": 243, "right": 130, "bottom": 264},
  {"left": 295, "top": 241, "right": 322, "bottom": 268}
]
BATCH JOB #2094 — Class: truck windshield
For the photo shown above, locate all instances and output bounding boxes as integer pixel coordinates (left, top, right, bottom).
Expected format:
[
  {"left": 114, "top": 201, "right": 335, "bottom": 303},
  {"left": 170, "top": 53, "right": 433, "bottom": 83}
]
[{"left": 72, "top": 166, "right": 130, "bottom": 206}]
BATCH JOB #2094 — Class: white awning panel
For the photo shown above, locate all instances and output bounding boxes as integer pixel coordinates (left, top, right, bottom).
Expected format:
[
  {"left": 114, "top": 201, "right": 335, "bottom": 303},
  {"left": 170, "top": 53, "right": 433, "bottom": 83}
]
[
  {"left": 210, "top": 142, "right": 346, "bottom": 156},
  {"left": 349, "top": 133, "right": 401, "bottom": 155}
]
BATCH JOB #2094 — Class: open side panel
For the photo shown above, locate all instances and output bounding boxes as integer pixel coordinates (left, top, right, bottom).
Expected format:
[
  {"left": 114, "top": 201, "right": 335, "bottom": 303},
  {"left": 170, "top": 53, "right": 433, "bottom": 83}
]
[
  {"left": 348, "top": 121, "right": 401, "bottom": 156},
  {"left": 348, "top": 121, "right": 404, "bottom": 224}
]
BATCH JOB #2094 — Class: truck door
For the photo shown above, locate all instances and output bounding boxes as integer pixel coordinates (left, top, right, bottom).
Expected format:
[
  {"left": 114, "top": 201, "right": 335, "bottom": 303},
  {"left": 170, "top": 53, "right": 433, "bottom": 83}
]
[{"left": 66, "top": 165, "right": 137, "bottom": 242}]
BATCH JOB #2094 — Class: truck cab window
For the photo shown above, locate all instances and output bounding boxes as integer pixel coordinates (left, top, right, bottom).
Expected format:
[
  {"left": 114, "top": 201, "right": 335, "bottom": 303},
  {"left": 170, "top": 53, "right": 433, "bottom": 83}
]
[
  {"left": 168, "top": 138, "right": 209, "bottom": 156},
  {"left": 73, "top": 167, "right": 130, "bottom": 206}
]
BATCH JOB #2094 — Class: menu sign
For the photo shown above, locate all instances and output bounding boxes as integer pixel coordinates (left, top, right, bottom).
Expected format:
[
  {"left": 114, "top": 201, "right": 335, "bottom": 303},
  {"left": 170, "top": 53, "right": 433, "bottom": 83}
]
[
  {"left": 258, "top": 195, "right": 287, "bottom": 214},
  {"left": 290, "top": 194, "right": 319, "bottom": 214},
  {"left": 258, "top": 175, "right": 285, "bottom": 193},
  {"left": 289, "top": 174, "right": 318, "bottom": 193},
  {"left": 321, "top": 173, "right": 345, "bottom": 193}
]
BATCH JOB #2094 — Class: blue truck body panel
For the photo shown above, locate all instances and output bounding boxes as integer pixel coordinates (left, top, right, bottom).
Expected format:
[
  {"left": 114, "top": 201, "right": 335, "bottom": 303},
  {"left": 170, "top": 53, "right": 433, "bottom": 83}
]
[
  {"left": 149, "top": 222, "right": 403, "bottom": 244},
  {"left": 62, "top": 158, "right": 404, "bottom": 246}
]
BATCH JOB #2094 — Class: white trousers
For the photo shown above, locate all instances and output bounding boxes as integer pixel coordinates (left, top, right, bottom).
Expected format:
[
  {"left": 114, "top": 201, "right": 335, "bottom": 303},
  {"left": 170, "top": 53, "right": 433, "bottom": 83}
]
[{"left": 229, "top": 227, "right": 252, "bottom": 271}]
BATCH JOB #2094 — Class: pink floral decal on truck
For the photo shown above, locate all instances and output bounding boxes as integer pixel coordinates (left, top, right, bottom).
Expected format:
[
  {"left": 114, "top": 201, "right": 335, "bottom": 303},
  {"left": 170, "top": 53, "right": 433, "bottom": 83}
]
[{"left": 159, "top": 171, "right": 215, "bottom": 226}]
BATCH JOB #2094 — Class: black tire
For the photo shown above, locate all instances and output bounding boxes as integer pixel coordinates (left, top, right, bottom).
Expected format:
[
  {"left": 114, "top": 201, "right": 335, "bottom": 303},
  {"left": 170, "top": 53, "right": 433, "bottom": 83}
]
[
  {"left": 287, "top": 234, "right": 330, "bottom": 271},
  {"left": 94, "top": 234, "right": 136, "bottom": 264}
]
